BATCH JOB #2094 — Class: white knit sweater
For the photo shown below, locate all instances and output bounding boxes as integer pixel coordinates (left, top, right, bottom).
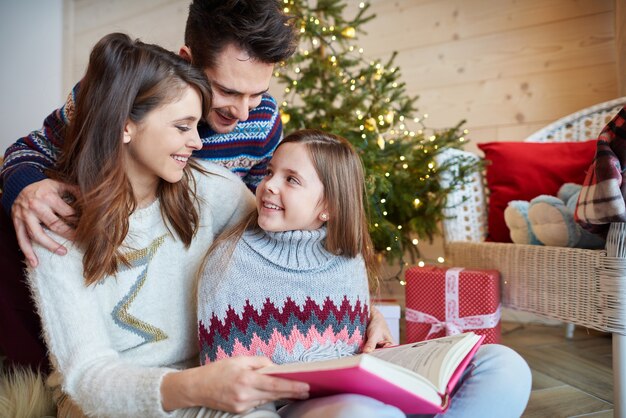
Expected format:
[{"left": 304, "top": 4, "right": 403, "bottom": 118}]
[{"left": 27, "top": 162, "right": 255, "bottom": 417}]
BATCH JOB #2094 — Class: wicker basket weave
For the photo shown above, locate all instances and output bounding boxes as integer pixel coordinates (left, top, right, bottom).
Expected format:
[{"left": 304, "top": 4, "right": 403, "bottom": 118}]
[
  {"left": 438, "top": 97, "right": 626, "bottom": 416},
  {"left": 439, "top": 97, "right": 626, "bottom": 333},
  {"left": 445, "top": 240, "right": 626, "bottom": 333}
]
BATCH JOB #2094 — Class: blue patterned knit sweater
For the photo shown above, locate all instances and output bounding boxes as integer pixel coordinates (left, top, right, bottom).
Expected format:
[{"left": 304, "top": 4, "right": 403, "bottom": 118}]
[
  {"left": 1, "top": 82, "right": 282, "bottom": 214},
  {"left": 197, "top": 227, "right": 370, "bottom": 366}
]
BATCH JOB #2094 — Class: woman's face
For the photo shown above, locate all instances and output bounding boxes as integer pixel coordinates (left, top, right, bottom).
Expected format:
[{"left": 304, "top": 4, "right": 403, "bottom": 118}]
[
  {"left": 256, "top": 142, "right": 328, "bottom": 232},
  {"left": 123, "top": 86, "right": 203, "bottom": 199}
]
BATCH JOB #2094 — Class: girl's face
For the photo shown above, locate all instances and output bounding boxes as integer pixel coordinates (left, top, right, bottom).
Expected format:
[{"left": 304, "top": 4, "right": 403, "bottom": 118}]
[
  {"left": 123, "top": 86, "right": 203, "bottom": 199},
  {"left": 256, "top": 142, "right": 328, "bottom": 232}
]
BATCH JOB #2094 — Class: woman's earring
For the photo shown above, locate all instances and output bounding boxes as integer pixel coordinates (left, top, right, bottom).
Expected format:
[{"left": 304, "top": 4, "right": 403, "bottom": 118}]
[{"left": 320, "top": 213, "right": 328, "bottom": 221}]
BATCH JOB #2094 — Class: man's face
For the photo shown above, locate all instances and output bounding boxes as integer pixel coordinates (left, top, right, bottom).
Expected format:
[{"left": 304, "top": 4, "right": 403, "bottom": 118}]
[{"left": 203, "top": 44, "right": 274, "bottom": 134}]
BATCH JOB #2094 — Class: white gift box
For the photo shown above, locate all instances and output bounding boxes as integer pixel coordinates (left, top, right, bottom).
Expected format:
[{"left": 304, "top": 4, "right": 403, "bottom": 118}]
[{"left": 373, "top": 301, "right": 401, "bottom": 344}]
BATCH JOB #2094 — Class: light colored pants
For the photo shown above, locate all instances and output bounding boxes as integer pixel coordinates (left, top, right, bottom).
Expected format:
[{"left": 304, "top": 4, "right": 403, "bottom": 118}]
[
  {"left": 278, "top": 394, "right": 405, "bottom": 417},
  {"left": 56, "top": 397, "right": 278, "bottom": 418},
  {"left": 178, "top": 396, "right": 404, "bottom": 418},
  {"left": 409, "top": 344, "right": 532, "bottom": 418},
  {"left": 278, "top": 344, "right": 532, "bottom": 418},
  {"left": 57, "top": 344, "right": 530, "bottom": 418},
  {"left": 54, "top": 388, "right": 395, "bottom": 418},
  {"left": 279, "top": 344, "right": 531, "bottom": 418},
  {"left": 176, "top": 403, "right": 278, "bottom": 418}
]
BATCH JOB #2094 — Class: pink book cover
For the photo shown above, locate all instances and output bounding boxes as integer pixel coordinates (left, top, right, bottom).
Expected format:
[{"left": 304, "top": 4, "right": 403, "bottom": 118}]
[
  {"left": 264, "top": 335, "right": 484, "bottom": 414},
  {"left": 445, "top": 334, "right": 484, "bottom": 394}
]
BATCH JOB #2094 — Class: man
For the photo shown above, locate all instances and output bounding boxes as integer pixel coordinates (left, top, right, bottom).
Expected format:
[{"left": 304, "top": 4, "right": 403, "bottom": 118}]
[{"left": 0, "top": 0, "right": 297, "bottom": 372}]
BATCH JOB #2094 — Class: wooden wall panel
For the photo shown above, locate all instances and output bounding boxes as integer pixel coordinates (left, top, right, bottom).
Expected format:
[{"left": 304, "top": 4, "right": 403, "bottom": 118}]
[
  {"left": 66, "top": 0, "right": 188, "bottom": 90},
  {"left": 413, "top": 63, "right": 617, "bottom": 130},
  {"left": 389, "top": 12, "right": 614, "bottom": 90},
  {"left": 66, "top": 0, "right": 619, "bottom": 143},
  {"left": 340, "top": 0, "right": 618, "bottom": 142},
  {"left": 73, "top": 0, "right": 175, "bottom": 35},
  {"left": 354, "top": 0, "right": 613, "bottom": 53},
  {"left": 617, "top": 0, "right": 626, "bottom": 96}
]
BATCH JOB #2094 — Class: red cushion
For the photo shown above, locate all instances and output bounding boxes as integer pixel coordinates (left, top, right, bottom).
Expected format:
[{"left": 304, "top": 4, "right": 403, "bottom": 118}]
[{"left": 478, "top": 140, "right": 597, "bottom": 243}]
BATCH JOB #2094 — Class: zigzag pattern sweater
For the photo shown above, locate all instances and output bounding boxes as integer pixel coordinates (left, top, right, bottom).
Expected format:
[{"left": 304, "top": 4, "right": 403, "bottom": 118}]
[
  {"left": 197, "top": 228, "right": 370, "bottom": 366},
  {"left": 1, "top": 83, "right": 281, "bottom": 214}
]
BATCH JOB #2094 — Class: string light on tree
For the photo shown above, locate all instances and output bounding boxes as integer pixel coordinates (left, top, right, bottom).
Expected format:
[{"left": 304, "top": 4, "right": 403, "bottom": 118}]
[{"left": 275, "top": 0, "right": 481, "bottom": 276}]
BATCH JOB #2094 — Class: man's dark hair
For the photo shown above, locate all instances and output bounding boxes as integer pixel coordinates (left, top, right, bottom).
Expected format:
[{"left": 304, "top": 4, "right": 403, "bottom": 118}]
[{"left": 185, "top": 0, "right": 298, "bottom": 69}]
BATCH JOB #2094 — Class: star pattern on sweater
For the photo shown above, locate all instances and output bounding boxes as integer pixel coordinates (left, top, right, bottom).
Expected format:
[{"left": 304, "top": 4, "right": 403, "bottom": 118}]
[{"left": 112, "top": 235, "right": 167, "bottom": 349}]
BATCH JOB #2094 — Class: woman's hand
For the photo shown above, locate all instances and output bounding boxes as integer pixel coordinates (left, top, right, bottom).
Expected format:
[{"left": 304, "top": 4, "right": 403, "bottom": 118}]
[
  {"left": 161, "top": 356, "right": 309, "bottom": 413},
  {"left": 362, "top": 305, "right": 395, "bottom": 353}
]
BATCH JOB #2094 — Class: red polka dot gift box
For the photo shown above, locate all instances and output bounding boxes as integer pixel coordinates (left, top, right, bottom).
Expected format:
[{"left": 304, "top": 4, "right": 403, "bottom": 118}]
[{"left": 404, "top": 266, "right": 501, "bottom": 344}]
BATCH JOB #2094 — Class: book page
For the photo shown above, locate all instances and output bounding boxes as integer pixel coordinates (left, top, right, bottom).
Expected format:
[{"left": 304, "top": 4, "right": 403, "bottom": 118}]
[
  {"left": 258, "top": 333, "right": 481, "bottom": 412},
  {"left": 368, "top": 333, "right": 478, "bottom": 391}
]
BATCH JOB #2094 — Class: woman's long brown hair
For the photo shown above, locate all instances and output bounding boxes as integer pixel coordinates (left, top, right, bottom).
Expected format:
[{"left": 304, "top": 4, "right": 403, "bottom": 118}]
[{"left": 51, "top": 33, "right": 212, "bottom": 285}]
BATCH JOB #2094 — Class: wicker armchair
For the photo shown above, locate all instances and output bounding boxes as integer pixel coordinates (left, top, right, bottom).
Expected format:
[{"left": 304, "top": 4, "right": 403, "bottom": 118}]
[{"left": 437, "top": 97, "right": 626, "bottom": 416}]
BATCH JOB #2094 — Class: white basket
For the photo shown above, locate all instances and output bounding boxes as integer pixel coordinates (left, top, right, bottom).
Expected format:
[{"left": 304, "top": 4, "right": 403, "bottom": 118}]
[
  {"left": 440, "top": 96, "right": 626, "bottom": 331},
  {"left": 439, "top": 97, "right": 626, "bottom": 415}
]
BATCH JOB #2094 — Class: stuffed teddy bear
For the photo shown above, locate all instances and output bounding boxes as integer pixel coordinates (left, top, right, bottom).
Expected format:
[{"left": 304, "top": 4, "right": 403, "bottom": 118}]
[{"left": 503, "top": 183, "right": 605, "bottom": 248}]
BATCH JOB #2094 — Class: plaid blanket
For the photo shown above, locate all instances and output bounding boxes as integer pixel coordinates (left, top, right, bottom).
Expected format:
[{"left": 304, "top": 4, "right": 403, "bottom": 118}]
[{"left": 575, "top": 106, "right": 626, "bottom": 236}]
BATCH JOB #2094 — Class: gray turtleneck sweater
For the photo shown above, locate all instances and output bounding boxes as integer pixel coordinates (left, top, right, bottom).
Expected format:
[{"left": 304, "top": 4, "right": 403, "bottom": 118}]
[{"left": 197, "top": 227, "right": 370, "bottom": 366}]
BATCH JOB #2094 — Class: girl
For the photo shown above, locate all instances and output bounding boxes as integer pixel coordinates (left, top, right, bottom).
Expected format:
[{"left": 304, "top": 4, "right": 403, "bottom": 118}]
[
  {"left": 197, "top": 129, "right": 532, "bottom": 418},
  {"left": 26, "top": 33, "right": 310, "bottom": 417},
  {"left": 198, "top": 129, "right": 404, "bottom": 417},
  {"left": 198, "top": 130, "right": 377, "bottom": 366}
]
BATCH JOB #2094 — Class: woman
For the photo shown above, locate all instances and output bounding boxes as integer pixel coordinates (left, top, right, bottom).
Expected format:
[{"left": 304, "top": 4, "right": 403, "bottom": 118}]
[{"left": 27, "top": 33, "right": 308, "bottom": 417}]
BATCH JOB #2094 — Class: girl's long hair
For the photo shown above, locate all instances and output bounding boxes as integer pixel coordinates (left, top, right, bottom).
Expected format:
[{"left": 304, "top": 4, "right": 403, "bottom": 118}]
[
  {"left": 198, "top": 129, "right": 378, "bottom": 289},
  {"left": 51, "top": 33, "right": 212, "bottom": 285}
]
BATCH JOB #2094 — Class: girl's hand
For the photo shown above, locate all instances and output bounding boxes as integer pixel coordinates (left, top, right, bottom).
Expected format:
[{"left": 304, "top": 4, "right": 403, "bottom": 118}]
[
  {"left": 362, "top": 306, "right": 395, "bottom": 353},
  {"left": 161, "top": 356, "right": 309, "bottom": 413}
]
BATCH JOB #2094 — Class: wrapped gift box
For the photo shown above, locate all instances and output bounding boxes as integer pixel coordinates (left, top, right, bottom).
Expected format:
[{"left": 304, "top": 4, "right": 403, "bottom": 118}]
[
  {"left": 372, "top": 299, "right": 401, "bottom": 345},
  {"left": 404, "top": 266, "right": 501, "bottom": 344}
]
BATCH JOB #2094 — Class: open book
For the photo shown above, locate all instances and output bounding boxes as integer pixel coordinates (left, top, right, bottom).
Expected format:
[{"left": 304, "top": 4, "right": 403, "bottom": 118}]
[{"left": 260, "top": 332, "right": 484, "bottom": 414}]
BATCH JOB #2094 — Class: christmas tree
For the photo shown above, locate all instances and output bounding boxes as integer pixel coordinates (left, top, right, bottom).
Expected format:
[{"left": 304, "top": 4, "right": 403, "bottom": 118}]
[{"left": 275, "top": 0, "right": 481, "bottom": 265}]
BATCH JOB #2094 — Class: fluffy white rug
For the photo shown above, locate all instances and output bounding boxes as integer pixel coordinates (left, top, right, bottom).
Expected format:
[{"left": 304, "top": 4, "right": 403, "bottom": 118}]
[{"left": 0, "top": 367, "right": 56, "bottom": 418}]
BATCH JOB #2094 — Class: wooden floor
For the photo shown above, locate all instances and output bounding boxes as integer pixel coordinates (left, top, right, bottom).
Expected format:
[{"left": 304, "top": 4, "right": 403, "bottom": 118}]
[{"left": 500, "top": 322, "right": 614, "bottom": 418}]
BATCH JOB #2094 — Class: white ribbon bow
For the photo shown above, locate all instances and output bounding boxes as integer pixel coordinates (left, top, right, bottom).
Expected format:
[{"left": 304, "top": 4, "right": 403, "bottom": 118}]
[{"left": 405, "top": 267, "right": 501, "bottom": 339}]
